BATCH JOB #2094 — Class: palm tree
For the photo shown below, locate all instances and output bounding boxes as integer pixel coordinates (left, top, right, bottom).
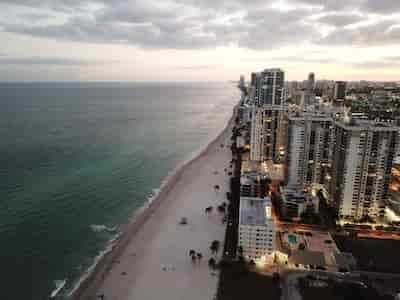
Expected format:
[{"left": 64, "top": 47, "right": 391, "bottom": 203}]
[
  {"left": 208, "top": 258, "right": 217, "bottom": 269},
  {"left": 197, "top": 253, "right": 203, "bottom": 261},
  {"left": 205, "top": 206, "right": 213, "bottom": 214},
  {"left": 210, "top": 240, "right": 220, "bottom": 254},
  {"left": 217, "top": 205, "right": 226, "bottom": 214}
]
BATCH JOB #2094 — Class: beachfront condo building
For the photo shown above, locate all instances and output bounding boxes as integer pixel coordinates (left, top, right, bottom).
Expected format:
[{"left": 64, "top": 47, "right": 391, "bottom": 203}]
[
  {"left": 285, "top": 112, "right": 333, "bottom": 190},
  {"left": 330, "top": 119, "right": 399, "bottom": 221},
  {"left": 250, "top": 68, "right": 285, "bottom": 162},
  {"left": 253, "top": 68, "right": 285, "bottom": 106},
  {"left": 238, "top": 197, "right": 276, "bottom": 262},
  {"left": 250, "top": 106, "right": 283, "bottom": 161}
]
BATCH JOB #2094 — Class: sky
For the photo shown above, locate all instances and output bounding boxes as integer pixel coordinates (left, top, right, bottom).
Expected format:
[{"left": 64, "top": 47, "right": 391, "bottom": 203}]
[{"left": 0, "top": 0, "right": 399, "bottom": 81}]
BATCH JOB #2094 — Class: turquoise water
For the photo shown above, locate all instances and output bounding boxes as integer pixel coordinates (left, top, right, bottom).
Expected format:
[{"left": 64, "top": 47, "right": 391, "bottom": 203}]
[
  {"left": 288, "top": 235, "right": 298, "bottom": 244},
  {"left": 0, "top": 82, "right": 238, "bottom": 299}
]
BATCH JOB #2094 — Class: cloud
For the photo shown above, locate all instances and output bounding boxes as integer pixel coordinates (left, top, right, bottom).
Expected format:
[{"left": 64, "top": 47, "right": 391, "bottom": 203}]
[
  {"left": 363, "top": 0, "right": 400, "bottom": 14},
  {"left": 315, "top": 13, "right": 365, "bottom": 27},
  {"left": 352, "top": 55, "right": 400, "bottom": 69},
  {"left": 0, "top": 56, "right": 114, "bottom": 65},
  {"left": 173, "top": 65, "right": 218, "bottom": 70},
  {"left": 0, "top": 0, "right": 399, "bottom": 50},
  {"left": 319, "top": 20, "right": 400, "bottom": 46}
]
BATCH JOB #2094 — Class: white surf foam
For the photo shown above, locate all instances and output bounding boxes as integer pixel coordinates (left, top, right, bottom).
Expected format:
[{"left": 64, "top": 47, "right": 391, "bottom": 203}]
[
  {"left": 67, "top": 232, "right": 121, "bottom": 297},
  {"left": 90, "top": 224, "right": 118, "bottom": 233},
  {"left": 50, "top": 279, "right": 66, "bottom": 298}
]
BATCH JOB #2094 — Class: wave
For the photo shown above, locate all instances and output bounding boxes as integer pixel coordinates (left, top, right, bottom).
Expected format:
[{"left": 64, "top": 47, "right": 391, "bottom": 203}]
[
  {"left": 90, "top": 224, "right": 118, "bottom": 233},
  {"left": 50, "top": 279, "right": 66, "bottom": 298},
  {"left": 69, "top": 104, "right": 237, "bottom": 297},
  {"left": 67, "top": 232, "right": 121, "bottom": 297}
]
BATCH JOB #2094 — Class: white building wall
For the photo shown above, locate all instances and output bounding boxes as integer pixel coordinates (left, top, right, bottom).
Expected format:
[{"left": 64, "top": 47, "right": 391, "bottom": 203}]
[
  {"left": 238, "top": 223, "right": 275, "bottom": 260},
  {"left": 250, "top": 107, "right": 262, "bottom": 161},
  {"left": 287, "top": 124, "right": 305, "bottom": 188},
  {"left": 340, "top": 133, "right": 362, "bottom": 217}
]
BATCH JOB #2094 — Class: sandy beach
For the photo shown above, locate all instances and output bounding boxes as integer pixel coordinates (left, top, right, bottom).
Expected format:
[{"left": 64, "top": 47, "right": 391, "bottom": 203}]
[{"left": 74, "top": 109, "right": 236, "bottom": 300}]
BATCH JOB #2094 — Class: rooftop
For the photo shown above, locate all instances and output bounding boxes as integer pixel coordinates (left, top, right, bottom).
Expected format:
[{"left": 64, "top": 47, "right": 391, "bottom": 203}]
[
  {"left": 336, "top": 119, "right": 400, "bottom": 132},
  {"left": 289, "top": 250, "right": 326, "bottom": 267},
  {"left": 239, "top": 197, "right": 273, "bottom": 226}
]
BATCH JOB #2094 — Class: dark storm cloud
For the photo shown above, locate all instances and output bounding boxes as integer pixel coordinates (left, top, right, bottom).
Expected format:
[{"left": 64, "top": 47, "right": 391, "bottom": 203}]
[{"left": 0, "top": 0, "right": 399, "bottom": 49}]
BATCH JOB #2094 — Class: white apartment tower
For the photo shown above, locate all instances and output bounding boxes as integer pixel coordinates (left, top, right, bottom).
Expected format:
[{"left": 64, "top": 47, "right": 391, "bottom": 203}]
[
  {"left": 285, "top": 112, "right": 332, "bottom": 190},
  {"left": 250, "top": 68, "right": 285, "bottom": 162},
  {"left": 330, "top": 120, "right": 399, "bottom": 220},
  {"left": 238, "top": 197, "right": 276, "bottom": 262}
]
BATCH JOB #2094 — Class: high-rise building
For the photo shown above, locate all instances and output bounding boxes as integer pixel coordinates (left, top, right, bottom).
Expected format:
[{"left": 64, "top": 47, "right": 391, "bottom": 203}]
[
  {"left": 253, "top": 68, "right": 285, "bottom": 106},
  {"left": 334, "top": 81, "right": 346, "bottom": 101},
  {"left": 239, "top": 75, "right": 245, "bottom": 88},
  {"left": 330, "top": 120, "right": 399, "bottom": 220},
  {"left": 238, "top": 197, "right": 275, "bottom": 262},
  {"left": 308, "top": 72, "right": 315, "bottom": 91},
  {"left": 250, "top": 68, "right": 286, "bottom": 162},
  {"left": 285, "top": 112, "right": 333, "bottom": 190},
  {"left": 250, "top": 106, "right": 282, "bottom": 161}
]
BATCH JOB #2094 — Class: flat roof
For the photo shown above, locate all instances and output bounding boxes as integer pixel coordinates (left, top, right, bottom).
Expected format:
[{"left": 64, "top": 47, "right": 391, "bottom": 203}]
[
  {"left": 239, "top": 197, "right": 273, "bottom": 226},
  {"left": 333, "top": 252, "right": 357, "bottom": 269},
  {"left": 289, "top": 250, "right": 326, "bottom": 267},
  {"left": 336, "top": 119, "right": 400, "bottom": 132}
]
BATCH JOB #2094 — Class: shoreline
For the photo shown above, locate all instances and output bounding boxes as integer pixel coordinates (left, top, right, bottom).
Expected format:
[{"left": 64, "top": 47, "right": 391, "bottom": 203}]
[{"left": 72, "top": 104, "right": 238, "bottom": 299}]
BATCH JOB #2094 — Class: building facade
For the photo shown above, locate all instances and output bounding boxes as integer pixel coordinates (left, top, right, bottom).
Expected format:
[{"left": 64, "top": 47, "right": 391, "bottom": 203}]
[
  {"left": 334, "top": 81, "right": 346, "bottom": 102},
  {"left": 253, "top": 69, "right": 285, "bottom": 106},
  {"left": 250, "top": 68, "right": 286, "bottom": 162},
  {"left": 285, "top": 112, "right": 333, "bottom": 190},
  {"left": 238, "top": 197, "right": 275, "bottom": 262},
  {"left": 330, "top": 120, "right": 399, "bottom": 220},
  {"left": 250, "top": 105, "right": 283, "bottom": 161}
]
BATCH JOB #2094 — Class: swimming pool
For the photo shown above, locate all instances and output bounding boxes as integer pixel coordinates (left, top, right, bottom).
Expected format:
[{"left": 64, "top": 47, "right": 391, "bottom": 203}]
[{"left": 288, "top": 234, "right": 297, "bottom": 244}]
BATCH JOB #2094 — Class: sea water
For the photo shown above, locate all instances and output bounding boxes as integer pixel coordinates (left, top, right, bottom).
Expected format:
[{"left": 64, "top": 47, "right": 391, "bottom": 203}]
[{"left": 0, "top": 82, "right": 238, "bottom": 299}]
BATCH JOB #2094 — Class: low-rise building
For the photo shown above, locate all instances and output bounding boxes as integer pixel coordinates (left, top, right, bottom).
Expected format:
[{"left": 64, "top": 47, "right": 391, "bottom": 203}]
[
  {"left": 238, "top": 197, "right": 276, "bottom": 262},
  {"left": 281, "top": 189, "right": 319, "bottom": 220}
]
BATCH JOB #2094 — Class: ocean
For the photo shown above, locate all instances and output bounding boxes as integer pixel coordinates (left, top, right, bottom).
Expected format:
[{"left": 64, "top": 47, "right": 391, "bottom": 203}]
[{"left": 0, "top": 82, "right": 239, "bottom": 299}]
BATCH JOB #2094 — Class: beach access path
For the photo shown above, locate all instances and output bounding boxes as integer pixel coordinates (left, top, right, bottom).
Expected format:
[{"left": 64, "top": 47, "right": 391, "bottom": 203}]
[{"left": 77, "top": 119, "right": 233, "bottom": 300}]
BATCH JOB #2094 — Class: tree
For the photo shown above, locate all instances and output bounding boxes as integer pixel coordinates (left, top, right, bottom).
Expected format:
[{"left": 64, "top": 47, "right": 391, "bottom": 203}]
[
  {"left": 210, "top": 240, "right": 220, "bottom": 254},
  {"left": 208, "top": 258, "right": 217, "bottom": 269},
  {"left": 217, "top": 204, "right": 226, "bottom": 214},
  {"left": 298, "top": 243, "right": 306, "bottom": 251}
]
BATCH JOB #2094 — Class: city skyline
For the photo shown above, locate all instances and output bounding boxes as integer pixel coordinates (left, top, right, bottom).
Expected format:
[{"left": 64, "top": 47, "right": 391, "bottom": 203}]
[{"left": 0, "top": 0, "right": 400, "bottom": 82}]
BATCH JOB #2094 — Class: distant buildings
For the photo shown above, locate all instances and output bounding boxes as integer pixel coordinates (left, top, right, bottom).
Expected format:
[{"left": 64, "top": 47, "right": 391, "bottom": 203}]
[
  {"left": 238, "top": 197, "right": 276, "bottom": 262},
  {"left": 285, "top": 112, "right": 332, "bottom": 190},
  {"left": 334, "top": 81, "right": 347, "bottom": 103},
  {"left": 308, "top": 72, "right": 315, "bottom": 91},
  {"left": 330, "top": 119, "right": 399, "bottom": 220}
]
